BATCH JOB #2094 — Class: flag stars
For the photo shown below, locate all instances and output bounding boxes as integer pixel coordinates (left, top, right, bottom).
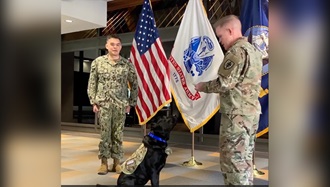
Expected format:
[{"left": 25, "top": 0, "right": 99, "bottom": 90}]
[{"left": 134, "top": 1, "right": 160, "bottom": 54}]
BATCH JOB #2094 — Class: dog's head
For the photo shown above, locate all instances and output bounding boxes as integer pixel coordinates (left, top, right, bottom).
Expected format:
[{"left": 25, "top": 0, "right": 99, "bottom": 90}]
[{"left": 149, "top": 112, "right": 179, "bottom": 141}]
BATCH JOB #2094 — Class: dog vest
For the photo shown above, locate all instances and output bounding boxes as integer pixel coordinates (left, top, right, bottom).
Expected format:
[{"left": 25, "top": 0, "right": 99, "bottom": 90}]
[{"left": 121, "top": 144, "right": 148, "bottom": 174}]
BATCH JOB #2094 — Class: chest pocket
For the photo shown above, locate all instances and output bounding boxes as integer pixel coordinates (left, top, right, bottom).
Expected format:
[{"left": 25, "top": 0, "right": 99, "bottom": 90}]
[
  {"left": 97, "top": 63, "right": 111, "bottom": 81},
  {"left": 115, "top": 66, "right": 129, "bottom": 83}
]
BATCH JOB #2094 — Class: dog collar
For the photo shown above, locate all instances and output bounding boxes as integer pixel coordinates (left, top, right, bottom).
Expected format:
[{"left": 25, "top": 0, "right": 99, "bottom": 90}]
[{"left": 148, "top": 132, "right": 166, "bottom": 143}]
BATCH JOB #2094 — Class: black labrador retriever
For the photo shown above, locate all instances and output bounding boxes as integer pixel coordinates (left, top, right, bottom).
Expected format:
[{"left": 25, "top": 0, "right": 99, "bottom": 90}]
[{"left": 117, "top": 113, "right": 179, "bottom": 186}]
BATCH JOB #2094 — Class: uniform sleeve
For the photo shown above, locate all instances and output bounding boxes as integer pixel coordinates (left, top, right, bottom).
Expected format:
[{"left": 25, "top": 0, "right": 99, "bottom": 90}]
[
  {"left": 127, "top": 62, "right": 138, "bottom": 106},
  {"left": 204, "top": 48, "right": 247, "bottom": 93},
  {"left": 87, "top": 59, "right": 98, "bottom": 105}
]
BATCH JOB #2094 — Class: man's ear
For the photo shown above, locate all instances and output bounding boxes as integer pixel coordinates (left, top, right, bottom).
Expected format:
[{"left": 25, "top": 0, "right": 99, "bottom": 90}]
[{"left": 228, "top": 28, "right": 233, "bottom": 35}]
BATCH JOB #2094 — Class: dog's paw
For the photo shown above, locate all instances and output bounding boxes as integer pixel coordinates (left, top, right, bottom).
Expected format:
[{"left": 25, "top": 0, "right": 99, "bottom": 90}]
[{"left": 165, "top": 147, "right": 172, "bottom": 155}]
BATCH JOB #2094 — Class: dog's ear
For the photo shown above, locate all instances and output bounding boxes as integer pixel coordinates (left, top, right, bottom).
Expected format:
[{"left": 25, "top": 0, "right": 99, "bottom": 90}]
[
  {"left": 169, "top": 111, "right": 180, "bottom": 130},
  {"left": 171, "top": 110, "right": 180, "bottom": 124},
  {"left": 155, "top": 116, "right": 166, "bottom": 124}
]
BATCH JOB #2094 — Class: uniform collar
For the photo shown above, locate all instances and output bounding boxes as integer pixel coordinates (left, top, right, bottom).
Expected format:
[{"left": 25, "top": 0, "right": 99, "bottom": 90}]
[
  {"left": 104, "top": 55, "right": 125, "bottom": 65},
  {"left": 228, "top": 37, "right": 247, "bottom": 51},
  {"left": 232, "top": 37, "right": 247, "bottom": 46}
]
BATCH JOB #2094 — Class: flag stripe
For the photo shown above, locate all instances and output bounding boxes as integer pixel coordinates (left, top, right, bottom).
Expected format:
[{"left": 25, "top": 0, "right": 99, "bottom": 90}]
[
  {"left": 131, "top": 45, "right": 153, "bottom": 117},
  {"left": 154, "top": 41, "right": 171, "bottom": 100},
  {"left": 150, "top": 44, "right": 168, "bottom": 103},
  {"left": 136, "top": 93, "right": 147, "bottom": 120},
  {"left": 141, "top": 52, "right": 162, "bottom": 106},
  {"left": 133, "top": 61, "right": 156, "bottom": 115},
  {"left": 136, "top": 87, "right": 149, "bottom": 120},
  {"left": 146, "top": 52, "right": 165, "bottom": 105},
  {"left": 146, "top": 48, "right": 166, "bottom": 103}
]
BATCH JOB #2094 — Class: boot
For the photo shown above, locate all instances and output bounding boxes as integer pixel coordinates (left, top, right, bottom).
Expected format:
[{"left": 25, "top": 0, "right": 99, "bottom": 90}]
[
  {"left": 110, "top": 158, "right": 122, "bottom": 174},
  {"left": 97, "top": 157, "right": 108, "bottom": 175}
]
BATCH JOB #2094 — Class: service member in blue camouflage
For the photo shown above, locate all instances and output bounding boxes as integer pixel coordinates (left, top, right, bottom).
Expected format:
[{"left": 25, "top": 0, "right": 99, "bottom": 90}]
[
  {"left": 195, "top": 15, "right": 263, "bottom": 185},
  {"left": 87, "top": 35, "right": 138, "bottom": 175}
]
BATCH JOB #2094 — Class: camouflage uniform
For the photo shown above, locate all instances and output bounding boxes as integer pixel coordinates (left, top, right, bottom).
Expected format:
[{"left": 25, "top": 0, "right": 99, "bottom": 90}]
[
  {"left": 203, "top": 38, "right": 262, "bottom": 185},
  {"left": 87, "top": 55, "right": 138, "bottom": 160}
]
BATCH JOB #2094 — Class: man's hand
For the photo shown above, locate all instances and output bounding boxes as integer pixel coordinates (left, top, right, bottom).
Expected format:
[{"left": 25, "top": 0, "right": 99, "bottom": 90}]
[
  {"left": 194, "top": 82, "right": 207, "bottom": 92},
  {"left": 93, "top": 104, "right": 99, "bottom": 113},
  {"left": 126, "top": 106, "right": 131, "bottom": 114}
]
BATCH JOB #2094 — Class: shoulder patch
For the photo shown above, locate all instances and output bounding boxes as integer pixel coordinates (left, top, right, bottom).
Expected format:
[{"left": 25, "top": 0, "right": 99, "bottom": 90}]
[
  {"left": 224, "top": 60, "right": 235, "bottom": 70},
  {"left": 219, "top": 52, "right": 241, "bottom": 77}
]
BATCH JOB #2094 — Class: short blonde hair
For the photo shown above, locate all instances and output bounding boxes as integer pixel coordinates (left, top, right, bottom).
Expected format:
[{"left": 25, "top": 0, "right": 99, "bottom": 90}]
[{"left": 213, "top": 15, "right": 240, "bottom": 29}]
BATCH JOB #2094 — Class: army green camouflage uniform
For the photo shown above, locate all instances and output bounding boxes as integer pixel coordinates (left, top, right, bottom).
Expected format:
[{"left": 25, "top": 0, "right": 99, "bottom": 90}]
[
  {"left": 202, "top": 38, "right": 262, "bottom": 185},
  {"left": 87, "top": 55, "right": 138, "bottom": 160}
]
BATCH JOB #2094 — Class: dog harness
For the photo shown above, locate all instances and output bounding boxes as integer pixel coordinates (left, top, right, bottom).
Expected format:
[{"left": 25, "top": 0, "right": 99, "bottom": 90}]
[
  {"left": 121, "top": 144, "right": 148, "bottom": 174},
  {"left": 121, "top": 133, "right": 172, "bottom": 174}
]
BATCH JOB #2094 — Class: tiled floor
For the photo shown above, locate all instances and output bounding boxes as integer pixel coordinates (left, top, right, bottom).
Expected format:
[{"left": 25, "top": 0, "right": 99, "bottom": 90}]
[{"left": 61, "top": 130, "right": 268, "bottom": 185}]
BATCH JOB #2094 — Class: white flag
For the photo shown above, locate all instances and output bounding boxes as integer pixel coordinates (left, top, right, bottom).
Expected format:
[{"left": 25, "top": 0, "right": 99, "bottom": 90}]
[{"left": 169, "top": 0, "right": 224, "bottom": 132}]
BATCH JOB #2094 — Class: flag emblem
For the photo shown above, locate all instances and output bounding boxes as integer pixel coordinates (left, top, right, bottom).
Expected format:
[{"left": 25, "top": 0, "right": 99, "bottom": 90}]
[
  {"left": 245, "top": 26, "right": 269, "bottom": 61},
  {"left": 183, "top": 36, "right": 215, "bottom": 77}
]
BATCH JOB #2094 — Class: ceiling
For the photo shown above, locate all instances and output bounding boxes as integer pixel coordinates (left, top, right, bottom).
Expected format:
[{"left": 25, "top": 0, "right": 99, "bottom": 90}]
[
  {"left": 61, "top": 0, "right": 161, "bottom": 34},
  {"left": 61, "top": 0, "right": 108, "bottom": 34}
]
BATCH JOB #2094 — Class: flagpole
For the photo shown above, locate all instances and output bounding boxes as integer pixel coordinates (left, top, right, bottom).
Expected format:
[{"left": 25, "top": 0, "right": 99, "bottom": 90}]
[{"left": 182, "top": 131, "right": 202, "bottom": 167}]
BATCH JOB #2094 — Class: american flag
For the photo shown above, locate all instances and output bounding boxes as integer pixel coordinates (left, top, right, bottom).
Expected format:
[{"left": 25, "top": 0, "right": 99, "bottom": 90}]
[{"left": 130, "top": 0, "right": 171, "bottom": 125}]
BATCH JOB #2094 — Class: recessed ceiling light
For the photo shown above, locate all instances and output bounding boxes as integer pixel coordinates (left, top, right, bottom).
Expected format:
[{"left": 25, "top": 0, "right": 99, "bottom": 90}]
[{"left": 65, "top": 19, "right": 73, "bottom": 23}]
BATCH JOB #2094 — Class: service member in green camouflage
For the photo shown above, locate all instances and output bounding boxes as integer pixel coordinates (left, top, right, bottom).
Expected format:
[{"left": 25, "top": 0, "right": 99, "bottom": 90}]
[
  {"left": 195, "top": 15, "right": 262, "bottom": 185},
  {"left": 87, "top": 35, "right": 138, "bottom": 175}
]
